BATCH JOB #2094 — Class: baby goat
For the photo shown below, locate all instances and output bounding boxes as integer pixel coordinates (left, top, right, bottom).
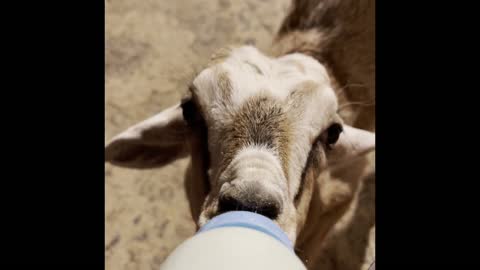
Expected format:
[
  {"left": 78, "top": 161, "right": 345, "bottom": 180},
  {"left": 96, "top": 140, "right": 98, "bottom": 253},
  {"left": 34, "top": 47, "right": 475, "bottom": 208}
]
[{"left": 106, "top": 0, "right": 375, "bottom": 268}]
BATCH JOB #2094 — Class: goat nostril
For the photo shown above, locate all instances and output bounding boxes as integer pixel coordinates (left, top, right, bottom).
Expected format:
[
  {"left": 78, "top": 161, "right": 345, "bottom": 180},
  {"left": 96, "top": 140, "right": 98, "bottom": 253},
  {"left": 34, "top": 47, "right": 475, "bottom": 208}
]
[
  {"left": 253, "top": 203, "right": 280, "bottom": 220},
  {"left": 218, "top": 194, "right": 280, "bottom": 220},
  {"left": 217, "top": 195, "right": 240, "bottom": 213}
]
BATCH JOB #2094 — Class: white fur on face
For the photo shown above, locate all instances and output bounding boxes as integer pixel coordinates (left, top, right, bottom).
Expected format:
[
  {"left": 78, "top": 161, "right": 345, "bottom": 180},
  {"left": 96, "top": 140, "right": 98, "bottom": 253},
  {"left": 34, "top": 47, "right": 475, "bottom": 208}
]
[
  {"left": 218, "top": 145, "right": 288, "bottom": 202},
  {"left": 192, "top": 46, "right": 339, "bottom": 236},
  {"left": 194, "top": 46, "right": 332, "bottom": 105}
]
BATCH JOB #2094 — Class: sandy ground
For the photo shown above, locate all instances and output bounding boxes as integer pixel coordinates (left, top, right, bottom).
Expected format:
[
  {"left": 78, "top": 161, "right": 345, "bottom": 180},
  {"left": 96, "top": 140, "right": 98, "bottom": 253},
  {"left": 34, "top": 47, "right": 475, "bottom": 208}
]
[{"left": 105, "top": 1, "right": 374, "bottom": 269}]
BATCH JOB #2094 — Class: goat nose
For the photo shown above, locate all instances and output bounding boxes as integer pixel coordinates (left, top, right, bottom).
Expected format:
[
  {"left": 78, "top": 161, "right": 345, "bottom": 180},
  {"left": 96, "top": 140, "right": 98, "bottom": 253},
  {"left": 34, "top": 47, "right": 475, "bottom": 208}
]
[{"left": 218, "top": 186, "right": 282, "bottom": 220}]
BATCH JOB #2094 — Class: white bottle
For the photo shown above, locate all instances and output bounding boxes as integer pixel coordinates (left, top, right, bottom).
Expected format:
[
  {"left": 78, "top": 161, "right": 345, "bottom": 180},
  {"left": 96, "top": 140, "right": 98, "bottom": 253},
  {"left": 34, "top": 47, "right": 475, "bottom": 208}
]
[{"left": 159, "top": 211, "right": 307, "bottom": 270}]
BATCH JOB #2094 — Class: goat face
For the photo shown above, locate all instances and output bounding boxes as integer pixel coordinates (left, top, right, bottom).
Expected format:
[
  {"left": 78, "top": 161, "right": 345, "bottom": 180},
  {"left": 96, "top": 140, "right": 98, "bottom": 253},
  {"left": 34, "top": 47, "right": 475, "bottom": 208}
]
[{"left": 105, "top": 45, "right": 374, "bottom": 243}]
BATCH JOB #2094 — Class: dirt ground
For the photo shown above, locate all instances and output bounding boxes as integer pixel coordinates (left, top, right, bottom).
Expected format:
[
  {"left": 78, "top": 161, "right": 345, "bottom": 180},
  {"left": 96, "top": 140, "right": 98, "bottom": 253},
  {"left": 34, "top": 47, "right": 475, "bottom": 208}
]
[{"left": 105, "top": 1, "right": 374, "bottom": 269}]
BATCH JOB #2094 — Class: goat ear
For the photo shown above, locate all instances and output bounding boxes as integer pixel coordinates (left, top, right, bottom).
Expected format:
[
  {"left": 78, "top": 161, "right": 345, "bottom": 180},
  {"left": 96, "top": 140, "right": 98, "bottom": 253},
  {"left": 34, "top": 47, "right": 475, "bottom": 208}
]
[
  {"left": 105, "top": 102, "right": 191, "bottom": 169},
  {"left": 327, "top": 125, "right": 375, "bottom": 167}
]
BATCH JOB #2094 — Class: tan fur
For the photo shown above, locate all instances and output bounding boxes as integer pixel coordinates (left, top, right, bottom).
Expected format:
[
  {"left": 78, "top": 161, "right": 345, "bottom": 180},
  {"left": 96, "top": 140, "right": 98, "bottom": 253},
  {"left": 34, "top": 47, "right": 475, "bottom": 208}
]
[
  {"left": 296, "top": 151, "right": 371, "bottom": 267},
  {"left": 222, "top": 96, "right": 291, "bottom": 176},
  {"left": 272, "top": 0, "right": 375, "bottom": 131},
  {"left": 215, "top": 70, "right": 233, "bottom": 103},
  {"left": 184, "top": 115, "right": 210, "bottom": 227}
]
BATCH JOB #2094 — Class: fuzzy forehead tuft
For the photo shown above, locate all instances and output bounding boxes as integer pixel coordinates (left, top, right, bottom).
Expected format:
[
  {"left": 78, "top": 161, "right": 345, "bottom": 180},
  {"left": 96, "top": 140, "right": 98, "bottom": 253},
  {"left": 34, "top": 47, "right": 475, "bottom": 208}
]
[{"left": 192, "top": 46, "right": 336, "bottom": 111}]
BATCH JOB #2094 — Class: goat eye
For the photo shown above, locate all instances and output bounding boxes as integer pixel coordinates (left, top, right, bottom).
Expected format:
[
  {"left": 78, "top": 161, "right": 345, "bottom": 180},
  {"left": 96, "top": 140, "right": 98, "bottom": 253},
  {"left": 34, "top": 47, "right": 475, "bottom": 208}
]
[
  {"left": 181, "top": 98, "right": 197, "bottom": 125},
  {"left": 326, "top": 123, "right": 343, "bottom": 145},
  {"left": 318, "top": 123, "right": 343, "bottom": 150}
]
